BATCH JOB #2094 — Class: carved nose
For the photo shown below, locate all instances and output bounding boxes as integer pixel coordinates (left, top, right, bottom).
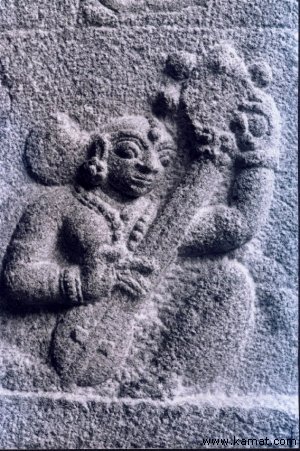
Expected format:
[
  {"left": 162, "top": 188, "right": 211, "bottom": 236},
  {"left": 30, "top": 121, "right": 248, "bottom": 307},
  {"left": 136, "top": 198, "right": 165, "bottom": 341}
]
[{"left": 135, "top": 162, "right": 158, "bottom": 175}]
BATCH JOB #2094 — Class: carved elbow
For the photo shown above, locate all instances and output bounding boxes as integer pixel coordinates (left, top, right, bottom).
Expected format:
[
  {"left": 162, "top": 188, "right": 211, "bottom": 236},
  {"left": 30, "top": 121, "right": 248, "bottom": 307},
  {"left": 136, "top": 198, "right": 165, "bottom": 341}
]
[
  {"left": 226, "top": 219, "right": 254, "bottom": 249},
  {"left": 219, "top": 208, "right": 254, "bottom": 250},
  {"left": 2, "top": 264, "right": 25, "bottom": 303},
  {"left": 198, "top": 208, "right": 254, "bottom": 253},
  {"left": 2, "top": 263, "right": 50, "bottom": 305}
]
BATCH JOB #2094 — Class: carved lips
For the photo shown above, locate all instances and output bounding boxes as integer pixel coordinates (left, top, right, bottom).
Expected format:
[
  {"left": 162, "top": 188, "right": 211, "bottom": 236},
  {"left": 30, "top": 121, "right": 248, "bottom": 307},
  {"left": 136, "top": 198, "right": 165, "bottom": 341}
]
[{"left": 130, "top": 174, "right": 155, "bottom": 187}]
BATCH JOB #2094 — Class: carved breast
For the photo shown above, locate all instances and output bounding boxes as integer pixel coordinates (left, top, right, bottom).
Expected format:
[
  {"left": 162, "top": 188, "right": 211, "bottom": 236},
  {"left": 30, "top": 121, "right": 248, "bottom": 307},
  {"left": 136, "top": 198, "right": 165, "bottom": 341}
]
[{"left": 61, "top": 193, "right": 119, "bottom": 265}]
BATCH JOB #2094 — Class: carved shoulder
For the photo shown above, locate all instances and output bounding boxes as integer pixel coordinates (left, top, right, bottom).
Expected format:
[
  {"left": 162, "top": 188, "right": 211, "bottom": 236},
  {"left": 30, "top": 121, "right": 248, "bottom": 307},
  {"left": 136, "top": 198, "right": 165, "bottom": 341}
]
[{"left": 11, "top": 187, "right": 72, "bottom": 241}]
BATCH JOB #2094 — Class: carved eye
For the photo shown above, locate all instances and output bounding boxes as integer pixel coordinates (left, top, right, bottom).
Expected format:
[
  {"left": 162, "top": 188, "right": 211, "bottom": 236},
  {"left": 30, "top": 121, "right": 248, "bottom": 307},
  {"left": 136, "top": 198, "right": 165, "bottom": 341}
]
[
  {"left": 248, "top": 115, "right": 269, "bottom": 138},
  {"left": 114, "top": 141, "right": 140, "bottom": 159},
  {"left": 159, "top": 154, "right": 170, "bottom": 167}
]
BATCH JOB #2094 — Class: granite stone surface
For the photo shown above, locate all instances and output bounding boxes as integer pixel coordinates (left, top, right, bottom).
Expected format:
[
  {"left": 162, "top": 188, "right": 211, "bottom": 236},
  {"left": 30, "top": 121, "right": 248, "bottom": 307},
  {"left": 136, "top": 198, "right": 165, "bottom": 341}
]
[{"left": 0, "top": 0, "right": 298, "bottom": 448}]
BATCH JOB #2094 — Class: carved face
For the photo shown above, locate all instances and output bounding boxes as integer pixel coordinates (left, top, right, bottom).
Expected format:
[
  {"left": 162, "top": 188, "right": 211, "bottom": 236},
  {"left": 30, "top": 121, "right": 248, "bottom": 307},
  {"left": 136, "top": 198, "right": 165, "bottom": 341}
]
[
  {"left": 105, "top": 120, "right": 174, "bottom": 198},
  {"left": 230, "top": 92, "right": 280, "bottom": 153}
]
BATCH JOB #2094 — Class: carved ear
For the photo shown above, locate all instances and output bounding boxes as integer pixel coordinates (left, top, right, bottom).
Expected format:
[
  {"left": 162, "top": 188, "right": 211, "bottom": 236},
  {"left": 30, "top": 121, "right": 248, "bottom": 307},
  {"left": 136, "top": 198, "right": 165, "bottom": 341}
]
[
  {"left": 87, "top": 134, "right": 109, "bottom": 160},
  {"left": 81, "top": 134, "right": 110, "bottom": 187},
  {"left": 81, "top": 156, "right": 108, "bottom": 187}
]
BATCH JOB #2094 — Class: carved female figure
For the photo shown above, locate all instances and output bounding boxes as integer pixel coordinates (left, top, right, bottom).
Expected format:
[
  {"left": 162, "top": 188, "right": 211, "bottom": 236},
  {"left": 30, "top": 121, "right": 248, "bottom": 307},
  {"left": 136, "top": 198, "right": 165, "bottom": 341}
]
[{"left": 2, "top": 116, "right": 174, "bottom": 309}]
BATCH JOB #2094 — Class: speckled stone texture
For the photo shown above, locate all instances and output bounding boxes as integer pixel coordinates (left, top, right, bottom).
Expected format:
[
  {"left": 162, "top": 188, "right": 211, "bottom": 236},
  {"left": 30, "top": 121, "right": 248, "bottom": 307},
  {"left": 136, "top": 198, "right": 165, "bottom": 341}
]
[
  {"left": 0, "top": 0, "right": 298, "bottom": 449},
  {"left": 0, "top": 394, "right": 298, "bottom": 449}
]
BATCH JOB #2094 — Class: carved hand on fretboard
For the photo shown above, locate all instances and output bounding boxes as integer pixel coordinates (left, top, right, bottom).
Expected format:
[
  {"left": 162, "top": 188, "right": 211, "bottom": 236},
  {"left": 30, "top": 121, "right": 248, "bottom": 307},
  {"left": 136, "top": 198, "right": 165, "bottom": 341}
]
[{"left": 114, "top": 255, "right": 158, "bottom": 299}]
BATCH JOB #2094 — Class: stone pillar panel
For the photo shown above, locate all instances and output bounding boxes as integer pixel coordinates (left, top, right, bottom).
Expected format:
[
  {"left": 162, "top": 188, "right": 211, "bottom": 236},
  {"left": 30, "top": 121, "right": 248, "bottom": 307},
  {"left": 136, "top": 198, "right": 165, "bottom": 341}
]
[{"left": 0, "top": 0, "right": 298, "bottom": 448}]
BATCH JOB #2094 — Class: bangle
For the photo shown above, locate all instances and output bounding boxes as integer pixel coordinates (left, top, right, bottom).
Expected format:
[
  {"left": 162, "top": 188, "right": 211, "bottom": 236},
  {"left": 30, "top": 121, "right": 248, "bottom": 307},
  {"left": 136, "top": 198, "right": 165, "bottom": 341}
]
[{"left": 60, "top": 268, "right": 83, "bottom": 305}]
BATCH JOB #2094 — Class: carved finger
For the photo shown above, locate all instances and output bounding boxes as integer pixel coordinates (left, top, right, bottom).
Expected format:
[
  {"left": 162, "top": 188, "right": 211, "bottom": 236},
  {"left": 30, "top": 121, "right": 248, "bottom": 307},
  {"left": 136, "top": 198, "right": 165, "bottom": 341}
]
[
  {"left": 129, "top": 257, "right": 158, "bottom": 275},
  {"left": 116, "top": 274, "right": 145, "bottom": 298}
]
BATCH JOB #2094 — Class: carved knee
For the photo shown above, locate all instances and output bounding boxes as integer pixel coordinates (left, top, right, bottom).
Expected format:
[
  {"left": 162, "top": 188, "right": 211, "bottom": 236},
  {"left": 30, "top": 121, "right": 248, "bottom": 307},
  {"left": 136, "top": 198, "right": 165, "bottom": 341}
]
[{"left": 155, "top": 258, "right": 255, "bottom": 388}]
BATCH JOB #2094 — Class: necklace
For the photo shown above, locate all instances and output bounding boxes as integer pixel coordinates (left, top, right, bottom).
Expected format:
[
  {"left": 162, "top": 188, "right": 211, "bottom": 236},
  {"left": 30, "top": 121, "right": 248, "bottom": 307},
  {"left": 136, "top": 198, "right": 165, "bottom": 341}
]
[{"left": 74, "top": 185, "right": 124, "bottom": 243}]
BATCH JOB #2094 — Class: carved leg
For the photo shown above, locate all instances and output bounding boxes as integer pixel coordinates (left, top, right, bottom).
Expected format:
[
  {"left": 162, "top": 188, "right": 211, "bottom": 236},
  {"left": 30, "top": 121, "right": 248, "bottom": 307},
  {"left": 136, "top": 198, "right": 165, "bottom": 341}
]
[{"left": 154, "top": 257, "right": 255, "bottom": 392}]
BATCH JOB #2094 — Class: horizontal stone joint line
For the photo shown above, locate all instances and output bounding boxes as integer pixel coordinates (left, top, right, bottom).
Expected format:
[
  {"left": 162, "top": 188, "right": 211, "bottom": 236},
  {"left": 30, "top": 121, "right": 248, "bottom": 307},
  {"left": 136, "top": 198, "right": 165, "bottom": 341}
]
[{"left": 0, "top": 388, "right": 298, "bottom": 416}]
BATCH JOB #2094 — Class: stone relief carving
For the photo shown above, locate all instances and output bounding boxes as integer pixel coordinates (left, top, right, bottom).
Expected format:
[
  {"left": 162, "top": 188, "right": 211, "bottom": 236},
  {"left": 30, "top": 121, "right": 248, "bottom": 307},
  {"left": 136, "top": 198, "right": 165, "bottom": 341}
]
[
  {"left": 1, "top": 44, "right": 280, "bottom": 391},
  {"left": 79, "top": 0, "right": 208, "bottom": 26}
]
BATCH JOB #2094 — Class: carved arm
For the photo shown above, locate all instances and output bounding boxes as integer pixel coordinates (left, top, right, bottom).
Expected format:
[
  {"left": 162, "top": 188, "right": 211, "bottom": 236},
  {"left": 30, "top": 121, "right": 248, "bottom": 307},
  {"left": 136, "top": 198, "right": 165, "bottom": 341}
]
[
  {"left": 2, "top": 193, "right": 82, "bottom": 307},
  {"left": 179, "top": 165, "right": 275, "bottom": 256}
]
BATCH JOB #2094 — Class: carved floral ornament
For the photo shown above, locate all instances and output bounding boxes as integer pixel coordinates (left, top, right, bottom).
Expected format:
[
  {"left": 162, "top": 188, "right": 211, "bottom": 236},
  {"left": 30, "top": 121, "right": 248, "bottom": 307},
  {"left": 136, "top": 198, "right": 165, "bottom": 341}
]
[{"left": 1, "top": 44, "right": 280, "bottom": 388}]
